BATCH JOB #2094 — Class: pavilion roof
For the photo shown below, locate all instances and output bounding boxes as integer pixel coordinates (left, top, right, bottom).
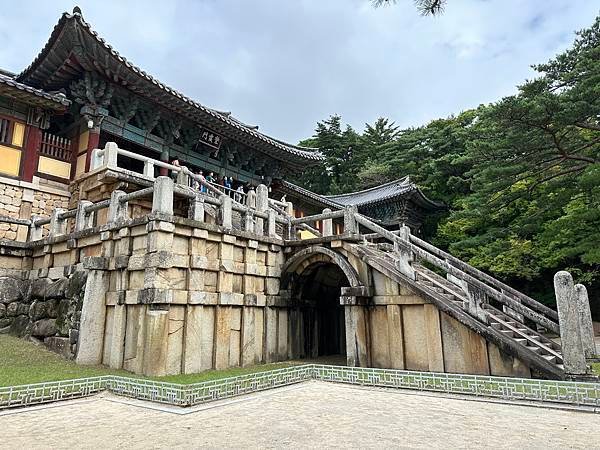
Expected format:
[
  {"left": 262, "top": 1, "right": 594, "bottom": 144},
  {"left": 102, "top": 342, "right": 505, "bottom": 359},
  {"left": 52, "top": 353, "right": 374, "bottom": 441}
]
[
  {"left": 0, "top": 72, "right": 70, "bottom": 110},
  {"left": 277, "top": 178, "right": 445, "bottom": 211},
  {"left": 16, "top": 8, "right": 322, "bottom": 169}
]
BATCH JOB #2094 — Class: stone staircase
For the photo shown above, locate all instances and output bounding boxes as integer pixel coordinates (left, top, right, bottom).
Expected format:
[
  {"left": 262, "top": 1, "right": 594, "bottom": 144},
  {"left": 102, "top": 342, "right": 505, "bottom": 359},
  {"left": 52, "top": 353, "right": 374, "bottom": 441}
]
[{"left": 348, "top": 238, "right": 566, "bottom": 379}]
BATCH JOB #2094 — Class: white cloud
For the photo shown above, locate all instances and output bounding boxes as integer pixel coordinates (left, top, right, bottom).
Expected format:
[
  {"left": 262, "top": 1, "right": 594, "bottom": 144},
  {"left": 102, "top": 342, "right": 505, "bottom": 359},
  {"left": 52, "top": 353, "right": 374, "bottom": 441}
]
[{"left": 0, "top": 0, "right": 597, "bottom": 142}]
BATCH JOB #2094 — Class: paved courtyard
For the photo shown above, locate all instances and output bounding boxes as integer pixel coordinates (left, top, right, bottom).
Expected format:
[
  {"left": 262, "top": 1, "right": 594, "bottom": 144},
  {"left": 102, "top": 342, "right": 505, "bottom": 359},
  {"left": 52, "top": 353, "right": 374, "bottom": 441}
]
[{"left": 1, "top": 381, "right": 599, "bottom": 449}]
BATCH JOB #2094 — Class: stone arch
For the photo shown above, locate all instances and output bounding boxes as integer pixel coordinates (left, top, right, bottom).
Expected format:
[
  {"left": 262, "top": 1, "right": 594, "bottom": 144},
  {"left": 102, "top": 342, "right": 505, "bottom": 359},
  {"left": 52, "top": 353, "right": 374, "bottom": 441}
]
[{"left": 280, "top": 246, "right": 362, "bottom": 291}]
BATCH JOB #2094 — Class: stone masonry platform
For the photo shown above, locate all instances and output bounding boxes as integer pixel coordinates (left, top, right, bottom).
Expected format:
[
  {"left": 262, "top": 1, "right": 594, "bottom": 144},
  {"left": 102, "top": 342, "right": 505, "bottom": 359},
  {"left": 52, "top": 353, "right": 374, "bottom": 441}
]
[{"left": 1, "top": 382, "right": 598, "bottom": 449}]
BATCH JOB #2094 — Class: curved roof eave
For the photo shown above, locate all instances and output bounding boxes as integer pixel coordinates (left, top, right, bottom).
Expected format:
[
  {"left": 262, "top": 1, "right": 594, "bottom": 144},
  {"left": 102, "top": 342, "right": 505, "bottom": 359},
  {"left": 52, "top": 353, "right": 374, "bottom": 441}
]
[
  {"left": 280, "top": 178, "right": 445, "bottom": 211},
  {"left": 17, "top": 9, "right": 323, "bottom": 166},
  {"left": 0, "top": 73, "right": 70, "bottom": 109}
]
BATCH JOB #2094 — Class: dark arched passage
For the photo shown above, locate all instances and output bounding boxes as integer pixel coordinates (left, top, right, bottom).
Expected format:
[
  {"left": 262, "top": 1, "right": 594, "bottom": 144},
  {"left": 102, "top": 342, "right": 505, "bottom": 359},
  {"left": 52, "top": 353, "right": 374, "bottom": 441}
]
[{"left": 282, "top": 247, "right": 363, "bottom": 362}]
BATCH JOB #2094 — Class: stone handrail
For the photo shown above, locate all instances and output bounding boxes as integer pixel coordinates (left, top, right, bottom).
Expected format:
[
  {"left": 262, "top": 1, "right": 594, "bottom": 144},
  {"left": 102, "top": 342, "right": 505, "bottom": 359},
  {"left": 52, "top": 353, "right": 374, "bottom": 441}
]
[
  {"left": 91, "top": 142, "right": 289, "bottom": 225},
  {"left": 0, "top": 215, "right": 32, "bottom": 226},
  {"left": 352, "top": 212, "right": 561, "bottom": 334},
  {"left": 362, "top": 228, "right": 558, "bottom": 322}
]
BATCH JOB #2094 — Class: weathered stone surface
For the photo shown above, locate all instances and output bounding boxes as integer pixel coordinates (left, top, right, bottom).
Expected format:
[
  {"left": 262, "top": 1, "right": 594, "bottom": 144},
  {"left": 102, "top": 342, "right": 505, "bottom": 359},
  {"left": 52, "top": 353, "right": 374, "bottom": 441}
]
[
  {"left": 402, "top": 305, "right": 429, "bottom": 371},
  {"left": 184, "top": 306, "right": 215, "bottom": 373},
  {"left": 76, "top": 270, "right": 109, "bottom": 365},
  {"left": 44, "top": 336, "right": 72, "bottom": 358},
  {"left": 7, "top": 302, "right": 29, "bottom": 317},
  {"left": 8, "top": 315, "right": 29, "bottom": 337},
  {"left": 0, "top": 277, "right": 23, "bottom": 304},
  {"left": 31, "top": 319, "right": 57, "bottom": 337},
  {"left": 554, "top": 271, "right": 587, "bottom": 375},
  {"left": 440, "top": 312, "right": 490, "bottom": 375},
  {"left": 574, "top": 284, "right": 596, "bottom": 359}
]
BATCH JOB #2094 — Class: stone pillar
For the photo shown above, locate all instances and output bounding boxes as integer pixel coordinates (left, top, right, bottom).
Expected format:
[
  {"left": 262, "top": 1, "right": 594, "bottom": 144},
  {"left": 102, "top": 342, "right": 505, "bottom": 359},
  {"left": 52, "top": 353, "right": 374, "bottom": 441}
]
[
  {"left": 343, "top": 205, "right": 357, "bottom": 235},
  {"left": 267, "top": 210, "right": 277, "bottom": 237},
  {"left": 344, "top": 304, "right": 370, "bottom": 367},
  {"left": 152, "top": 176, "right": 174, "bottom": 215},
  {"left": 76, "top": 268, "right": 109, "bottom": 365},
  {"left": 107, "top": 190, "right": 128, "bottom": 223},
  {"left": 176, "top": 166, "right": 189, "bottom": 186},
  {"left": 75, "top": 200, "right": 94, "bottom": 231},
  {"left": 143, "top": 160, "right": 155, "bottom": 178},
  {"left": 219, "top": 195, "right": 232, "bottom": 229},
  {"left": 246, "top": 189, "right": 257, "bottom": 209},
  {"left": 255, "top": 184, "right": 268, "bottom": 235},
  {"left": 189, "top": 195, "right": 205, "bottom": 222},
  {"left": 142, "top": 309, "right": 169, "bottom": 376},
  {"left": 49, "top": 208, "right": 67, "bottom": 237},
  {"left": 285, "top": 201, "right": 294, "bottom": 216},
  {"left": 554, "top": 271, "right": 587, "bottom": 375},
  {"left": 102, "top": 141, "right": 118, "bottom": 169},
  {"left": 243, "top": 211, "right": 254, "bottom": 232},
  {"left": 322, "top": 208, "right": 333, "bottom": 237},
  {"left": 29, "top": 215, "right": 44, "bottom": 242},
  {"left": 575, "top": 283, "right": 597, "bottom": 359},
  {"left": 394, "top": 225, "right": 416, "bottom": 281}
]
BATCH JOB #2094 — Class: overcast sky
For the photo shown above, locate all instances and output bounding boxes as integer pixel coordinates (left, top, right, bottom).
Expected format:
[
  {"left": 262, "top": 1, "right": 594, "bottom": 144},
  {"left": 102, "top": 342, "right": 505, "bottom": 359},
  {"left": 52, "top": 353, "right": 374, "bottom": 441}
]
[{"left": 1, "top": 1, "right": 598, "bottom": 143}]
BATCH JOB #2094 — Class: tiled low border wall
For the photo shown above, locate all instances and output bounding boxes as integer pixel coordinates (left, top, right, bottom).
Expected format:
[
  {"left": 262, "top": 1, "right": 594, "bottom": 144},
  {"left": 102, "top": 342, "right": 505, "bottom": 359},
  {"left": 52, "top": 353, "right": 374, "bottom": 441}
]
[{"left": 1, "top": 365, "right": 599, "bottom": 411}]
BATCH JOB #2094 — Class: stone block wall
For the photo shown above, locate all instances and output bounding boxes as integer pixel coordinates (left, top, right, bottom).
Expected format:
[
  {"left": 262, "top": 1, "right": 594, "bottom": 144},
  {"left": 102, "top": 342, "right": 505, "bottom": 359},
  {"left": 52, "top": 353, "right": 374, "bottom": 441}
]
[
  {"left": 71, "top": 214, "right": 289, "bottom": 377},
  {"left": 0, "top": 179, "right": 70, "bottom": 242},
  {"left": 337, "top": 243, "right": 531, "bottom": 378}
]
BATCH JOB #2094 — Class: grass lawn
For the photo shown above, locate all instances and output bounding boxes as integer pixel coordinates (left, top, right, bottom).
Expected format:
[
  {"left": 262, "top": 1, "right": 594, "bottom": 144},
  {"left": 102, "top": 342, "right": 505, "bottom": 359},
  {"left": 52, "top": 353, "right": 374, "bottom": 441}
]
[
  {"left": 0, "top": 335, "right": 298, "bottom": 387},
  {"left": 593, "top": 362, "right": 600, "bottom": 376}
]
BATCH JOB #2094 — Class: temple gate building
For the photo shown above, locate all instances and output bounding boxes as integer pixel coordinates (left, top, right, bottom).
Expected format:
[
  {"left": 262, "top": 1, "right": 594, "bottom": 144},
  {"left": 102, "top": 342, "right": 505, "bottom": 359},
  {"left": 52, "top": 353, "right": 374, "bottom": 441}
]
[{"left": 0, "top": 8, "right": 595, "bottom": 381}]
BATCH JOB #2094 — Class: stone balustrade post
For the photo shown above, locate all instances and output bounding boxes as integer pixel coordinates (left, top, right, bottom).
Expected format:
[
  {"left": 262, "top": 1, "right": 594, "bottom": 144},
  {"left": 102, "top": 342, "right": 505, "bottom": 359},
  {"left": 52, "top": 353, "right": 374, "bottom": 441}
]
[
  {"left": 322, "top": 208, "right": 333, "bottom": 237},
  {"left": 49, "top": 208, "right": 67, "bottom": 237},
  {"left": 108, "top": 190, "right": 129, "bottom": 223},
  {"left": 219, "top": 195, "right": 232, "bottom": 230},
  {"left": 267, "top": 209, "right": 277, "bottom": 237},
  {"left": 143, "top": 160, "right": 155, "bottom": 179},
  {"left": 554, "top": 271, "right": 588, "bottom": 375},
  {"left": 575, "top": 283, "right": 597, "bottom": 359},
  {"left": 176, "top": 166, "right": 189, "bottom": 186},
  {"left": 152, "top": 176, "right": 174, "bottom": 215},
  {"left": 255, "top": 184, "right": 268, "bottom": 235},
  {"left": 75, "top": 200, "right": 94, "bottom": 231},
  {"left": 29, "top": 215, "right": 44, "bottom": 241},
  {"left": 285, "top": 201, "right": 294, "bottom": 217},
  {"left": 103, "top": 142, "right": 119, "bottom": 168},
  {"left": 246, "top": 188, "right": 257, "bottom": 209},
  {"left": 343, "top": 205, "right": 357, "bottom": 235},
  {"left": 90, "top": 148, "right": 104, "bottom": 170},
  {"left": 189, "top": 195, "right": 205, "bottom": 222},
  {"left": 393, "top": 224, "right": 416, "bottom": 280},
  {"left": 243, "top": 210, "right": 254, "bottom": 232}
]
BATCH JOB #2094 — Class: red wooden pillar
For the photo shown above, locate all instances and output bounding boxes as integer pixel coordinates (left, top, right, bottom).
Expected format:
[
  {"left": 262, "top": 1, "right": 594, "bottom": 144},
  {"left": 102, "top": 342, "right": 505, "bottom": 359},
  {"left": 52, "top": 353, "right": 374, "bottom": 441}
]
[
  {"left": 22, "top": 125, "right": 42, "bottom": 182},
  {"left": 84, "top": 129, "right": 101, "bottom": 172},
  {"left": 159, "top": 149, "right": 169, "bottom": 176}
]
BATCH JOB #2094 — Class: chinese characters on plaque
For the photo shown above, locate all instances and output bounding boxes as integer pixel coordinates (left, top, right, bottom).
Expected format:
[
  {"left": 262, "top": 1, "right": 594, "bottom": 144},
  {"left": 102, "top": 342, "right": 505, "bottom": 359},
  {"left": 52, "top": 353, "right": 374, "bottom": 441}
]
[{"left": 199, "top": 129, "right": 222, "bottom": 149}]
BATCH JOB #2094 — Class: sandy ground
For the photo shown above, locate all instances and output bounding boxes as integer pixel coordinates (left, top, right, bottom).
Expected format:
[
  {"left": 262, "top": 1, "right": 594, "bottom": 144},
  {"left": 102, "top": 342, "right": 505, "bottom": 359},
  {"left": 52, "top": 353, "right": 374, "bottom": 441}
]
[{"left": 1, "top": 381, "right": 599, "bottom": 449}]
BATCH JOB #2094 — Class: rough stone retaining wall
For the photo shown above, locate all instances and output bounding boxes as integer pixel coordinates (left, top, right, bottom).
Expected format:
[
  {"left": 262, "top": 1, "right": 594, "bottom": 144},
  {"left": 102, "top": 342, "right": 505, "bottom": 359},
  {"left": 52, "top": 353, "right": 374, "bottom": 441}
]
[
  {"left": 0, "top": 268, "right": 86, "bottom": 358},
  {"left": 0, "top": 179, "right": 70, "bottom": 242}
]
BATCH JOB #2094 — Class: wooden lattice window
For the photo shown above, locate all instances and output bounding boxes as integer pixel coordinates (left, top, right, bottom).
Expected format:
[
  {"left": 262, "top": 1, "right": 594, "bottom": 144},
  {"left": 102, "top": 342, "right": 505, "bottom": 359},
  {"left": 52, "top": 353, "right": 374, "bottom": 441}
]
[
  {"left": 39, "top": 132, "right": 72, "bottom": 162},
  {"left": 0, "top": 118, "right": 13, "bottom": 145}
]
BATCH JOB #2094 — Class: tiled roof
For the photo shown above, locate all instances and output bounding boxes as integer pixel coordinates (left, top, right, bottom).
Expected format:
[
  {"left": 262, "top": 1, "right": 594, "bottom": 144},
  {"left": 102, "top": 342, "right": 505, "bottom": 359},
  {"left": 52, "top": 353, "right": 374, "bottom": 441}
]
[
  {"left": 17, "top": 9, "right": 321, "bottom": 164},
  {"left": 0, "top": 72, "right": 70, "bottom": 108},
  {"left": 325, "top": 177, "right": 413, "bottom": 206},
  {"left": 279, "top": 178, "right": 444, "bottom": 211}
]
